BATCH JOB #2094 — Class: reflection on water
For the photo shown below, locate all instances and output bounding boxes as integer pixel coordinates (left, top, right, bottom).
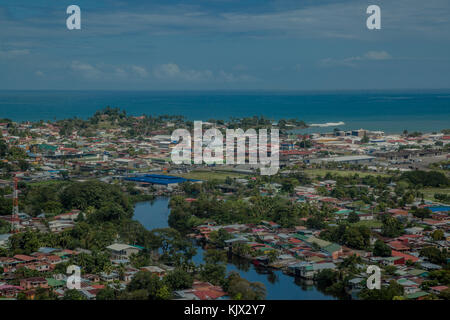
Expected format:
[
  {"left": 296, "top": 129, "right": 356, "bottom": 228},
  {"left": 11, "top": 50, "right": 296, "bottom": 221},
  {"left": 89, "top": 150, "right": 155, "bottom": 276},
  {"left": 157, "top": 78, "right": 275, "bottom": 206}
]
[{"left": 133, "top": 198, "right": 336, "bottom": 300}]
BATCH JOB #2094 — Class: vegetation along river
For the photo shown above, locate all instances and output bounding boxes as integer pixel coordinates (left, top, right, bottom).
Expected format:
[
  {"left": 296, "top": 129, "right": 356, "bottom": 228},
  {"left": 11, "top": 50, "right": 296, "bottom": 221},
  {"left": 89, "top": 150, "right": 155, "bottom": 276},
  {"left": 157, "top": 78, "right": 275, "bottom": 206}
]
[{"left": 133, "top": 198, "right": 336, "bottom": 300}]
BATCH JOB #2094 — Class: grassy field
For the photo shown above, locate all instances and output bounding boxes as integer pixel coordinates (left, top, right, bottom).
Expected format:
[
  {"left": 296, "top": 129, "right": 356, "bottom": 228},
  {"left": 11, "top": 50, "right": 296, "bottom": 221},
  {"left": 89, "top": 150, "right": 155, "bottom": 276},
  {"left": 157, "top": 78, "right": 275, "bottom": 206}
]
[
  {"left": 420, "top": 187, "right": 450, "bottom": 201},
  {"left": 304, "top": 169, "right": 390, "bottom": 178},
  {"left": 177, "top": 170, "right": 248, "bottom": 182}
]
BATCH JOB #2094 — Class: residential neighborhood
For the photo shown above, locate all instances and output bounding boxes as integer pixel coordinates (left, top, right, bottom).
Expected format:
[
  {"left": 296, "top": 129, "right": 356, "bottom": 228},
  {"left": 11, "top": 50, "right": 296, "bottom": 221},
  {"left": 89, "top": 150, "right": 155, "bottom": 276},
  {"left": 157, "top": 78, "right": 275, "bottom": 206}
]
[{"left": 0, "top": 109, "right": 449, "bottom": 301}]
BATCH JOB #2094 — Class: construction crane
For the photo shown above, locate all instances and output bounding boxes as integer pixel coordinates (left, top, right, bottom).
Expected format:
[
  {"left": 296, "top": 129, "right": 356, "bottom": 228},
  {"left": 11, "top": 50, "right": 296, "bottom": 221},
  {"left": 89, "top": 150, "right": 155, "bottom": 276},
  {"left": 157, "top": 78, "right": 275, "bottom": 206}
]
[{"left": 11, "top": 176, "right": 19, "bottom": 233}]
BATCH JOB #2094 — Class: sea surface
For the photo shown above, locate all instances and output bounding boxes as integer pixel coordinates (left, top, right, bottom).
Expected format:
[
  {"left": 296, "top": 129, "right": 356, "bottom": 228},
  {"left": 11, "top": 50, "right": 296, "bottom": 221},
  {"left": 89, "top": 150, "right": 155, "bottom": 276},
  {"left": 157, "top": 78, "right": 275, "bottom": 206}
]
[
  {"left": 1, "top": 90, "right": 449, "bottom": 133},
  {"left": 133, "top": 198, "right": 336, "bottom": 300}
]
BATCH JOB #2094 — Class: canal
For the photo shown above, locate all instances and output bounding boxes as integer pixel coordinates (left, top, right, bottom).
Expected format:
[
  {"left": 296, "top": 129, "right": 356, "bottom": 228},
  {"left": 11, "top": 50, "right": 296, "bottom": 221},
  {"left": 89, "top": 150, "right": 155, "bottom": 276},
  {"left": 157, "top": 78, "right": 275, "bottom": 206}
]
[{"left": 133, "top": 198, "right": 336, "bottom": 300}]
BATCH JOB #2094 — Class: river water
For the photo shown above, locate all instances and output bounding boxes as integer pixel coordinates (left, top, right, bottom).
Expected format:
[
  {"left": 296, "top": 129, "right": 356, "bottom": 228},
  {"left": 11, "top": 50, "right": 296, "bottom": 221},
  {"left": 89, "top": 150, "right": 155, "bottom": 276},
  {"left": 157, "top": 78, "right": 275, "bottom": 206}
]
[{"left": 133, "top": 198, "right": 336, "bottom": 300}]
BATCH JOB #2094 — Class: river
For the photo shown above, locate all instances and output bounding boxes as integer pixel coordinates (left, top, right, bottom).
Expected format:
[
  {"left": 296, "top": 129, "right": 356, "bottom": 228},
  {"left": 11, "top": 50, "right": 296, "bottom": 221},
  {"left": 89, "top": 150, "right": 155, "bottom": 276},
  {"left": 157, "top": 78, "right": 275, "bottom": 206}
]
[{"left": 133, "top": 198, "right": 336, "bottom": 300}]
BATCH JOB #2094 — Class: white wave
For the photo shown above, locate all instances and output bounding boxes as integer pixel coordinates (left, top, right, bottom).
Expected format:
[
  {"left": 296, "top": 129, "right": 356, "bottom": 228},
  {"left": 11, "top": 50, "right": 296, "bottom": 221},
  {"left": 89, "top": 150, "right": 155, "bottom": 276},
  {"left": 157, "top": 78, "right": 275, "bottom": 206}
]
[{"left": 309, "top": 121, "right": 345, "bottom": 127}]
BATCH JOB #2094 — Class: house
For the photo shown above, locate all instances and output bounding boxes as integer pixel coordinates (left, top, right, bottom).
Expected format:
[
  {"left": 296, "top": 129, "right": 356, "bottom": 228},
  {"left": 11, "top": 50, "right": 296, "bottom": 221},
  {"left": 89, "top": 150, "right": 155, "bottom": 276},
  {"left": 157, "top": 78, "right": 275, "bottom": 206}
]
[
  {"left": 429, "top": 285, "right": 448, "bottom": 295},
  {"left": 19, "top": 277, "right": 49, "bottom": 290},
  {"left": 420, "top": 262, "right": 442, "bottom": 271},
  {"left": 48, "top": 220, "right": 75, "bottom": 233},
  {"left": 404, "top": 227, "right": 424, "bottom": 235},
  {"left": 140, "top": 266, "right": 166, "bottom": 277},
  {"left": 13, "top": 254, "right": 37, "bottom": 264},
  {"left": 0, "top": 234, "right": 12, "bottom": 248},
  {"left": 83, "top": 274, "right": 101, "bottom": 283},
  {"left": 106, "top": 243, "right": 141, "bottom": 260},
  {"left": 292, "top": 262, "right": 337, "bottom": 279},
  {"left": 322, "top": 243, "right": 343, "bottom": 260},
  {"left": 191, "top": 281, "right": 227, "bottom": 300},
  {"left": 381, "top": 256, "right": 405, "bottom": 266},
  {"left": 100, "top": 271, "right": 120, "bottom": 282},
  {"left": 387, "top": 240, "right": 410, "bottom": 251},
  {"left": 0, "top": 284, "right": 24, "bottom": 298},
  {"left": 391, "top": 250, "right": 420, "bottom": 263}
]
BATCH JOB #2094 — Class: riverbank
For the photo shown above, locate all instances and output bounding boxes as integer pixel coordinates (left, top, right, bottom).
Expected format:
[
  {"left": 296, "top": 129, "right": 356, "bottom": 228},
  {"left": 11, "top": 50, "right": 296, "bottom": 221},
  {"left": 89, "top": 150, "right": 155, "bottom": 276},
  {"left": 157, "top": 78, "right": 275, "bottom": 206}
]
[{"left": 133, "top": 198, "right": 336, "bottom": 300}]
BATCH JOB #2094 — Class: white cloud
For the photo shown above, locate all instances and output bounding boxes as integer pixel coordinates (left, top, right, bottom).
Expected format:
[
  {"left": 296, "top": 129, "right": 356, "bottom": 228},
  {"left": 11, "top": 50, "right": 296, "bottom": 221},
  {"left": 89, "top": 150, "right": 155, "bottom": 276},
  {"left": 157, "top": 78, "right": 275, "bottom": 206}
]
[
  {"left": 70, "top": 61, "right": 102, "bottom": 79},
  {"left": 154, "top": 63, "right": 213, "bottom": 81},
  {"left": 131, "top": 65, "right": 149, "bottom": 78},
  {"left": 70, "top": 62, "right": 150, "bottom": 80},
  {"left": 364, "top": 51, "right": 391, "bottom": 60},
  {"left": 153, "top": 62, "right": 257, "bottom": 83},
  {"left": 320, "top": 51, "right": 392, "bottom": 67}
]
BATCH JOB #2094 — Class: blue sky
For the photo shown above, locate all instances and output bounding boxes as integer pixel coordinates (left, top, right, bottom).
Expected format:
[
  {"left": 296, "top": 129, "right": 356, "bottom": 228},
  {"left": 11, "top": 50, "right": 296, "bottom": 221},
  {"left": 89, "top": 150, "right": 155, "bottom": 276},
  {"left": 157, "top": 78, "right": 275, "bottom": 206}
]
[{"left": 0, "top": 0, "right": 449, "bottom": 90}]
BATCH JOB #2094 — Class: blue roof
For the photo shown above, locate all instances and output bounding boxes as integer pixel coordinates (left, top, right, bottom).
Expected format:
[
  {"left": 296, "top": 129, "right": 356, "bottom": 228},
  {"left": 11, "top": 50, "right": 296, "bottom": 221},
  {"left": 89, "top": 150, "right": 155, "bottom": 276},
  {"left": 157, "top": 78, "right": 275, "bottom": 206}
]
[
  {"left": 38, "top": 247, "right": 59, "bottom": 254},
  {"left": 429, "top": 206, "right": 450, "bottom": 213},
  {"left": 124, "top": 174, "right": 200, "bottom": 185}
]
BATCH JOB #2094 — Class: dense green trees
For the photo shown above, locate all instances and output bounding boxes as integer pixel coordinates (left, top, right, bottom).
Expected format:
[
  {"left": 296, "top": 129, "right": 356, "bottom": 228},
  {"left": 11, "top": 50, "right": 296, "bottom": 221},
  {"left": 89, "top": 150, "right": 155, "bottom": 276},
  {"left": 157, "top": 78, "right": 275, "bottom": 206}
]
[
  {"left": 420, "top": 247, "right": 448, "bottom": 265},
  {"left": 314, "top": 269, "right": 349, "bottom": 299},
  {"left": 359, "top": 280, "right": 404, "bottom": 300},
  {"left": 434, "top": 193, "right": 450, "bottom": 203},
  {"left": 373, "top": 240, "right": 392, "bottom": 257},
  {"left": 320, "top": 224, "right": 371, "bottom": 250},
  {"left": 123, "top": 271, "right": 171, "bottom": 300},
  {"left": 209, "top": 229, "right": 233, "bottom": 248},
  {"left": 224, "top": 272, "right": 266, "bottom": 300},
  {"left": 411, "top": 206, "right": 432, "bottom": 220},
  {"left": 96, "top": 286, "right": 119, "bottom": 300},
  {"left": 347, "top": 210, "right": 360, "bottom": 223},
  {"left": 60, "top": 181, "right": 132, "bottom": 214},
  {"left": 63, "top": 289, "right": 86, "bottom": 300},
  {"left": 431, "top": 229, "right": 445, "bottom": 241},
  {"left": 400, "top": 170, "right": 449, "bottom": 187},
  {"left": 381, "top": 214, "right": 404, "bottom": 237},
  {"left": 164, "top": 268, "right": 193, "bottom": 291},
  {"left": 169, "top": 193, "right": 306, "bottom": 230},
  {"left": 71, "top": 251, "right": 112, "bottom": 274}
]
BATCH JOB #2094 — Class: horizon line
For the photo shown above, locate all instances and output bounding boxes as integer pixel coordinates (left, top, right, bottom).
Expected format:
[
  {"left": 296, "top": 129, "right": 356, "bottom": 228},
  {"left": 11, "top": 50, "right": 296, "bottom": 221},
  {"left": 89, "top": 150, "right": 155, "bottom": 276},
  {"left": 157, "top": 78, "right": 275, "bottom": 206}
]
[{"left": 1, "top": 88, "right": 450, "bottom": 93}]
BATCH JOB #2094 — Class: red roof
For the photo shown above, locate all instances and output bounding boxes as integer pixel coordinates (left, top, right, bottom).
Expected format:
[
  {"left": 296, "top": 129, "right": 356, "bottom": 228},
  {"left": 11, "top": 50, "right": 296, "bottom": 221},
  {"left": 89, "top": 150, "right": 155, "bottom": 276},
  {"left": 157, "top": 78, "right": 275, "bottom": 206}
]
[
  {"left": 430, "top": 285, "right": 448, "bottom": 292},
  {"left": 388, "top": 241, "right": 410, "bottom": 251},
  {"left": 91, "top": 284, "right": 105, "bottom": 289},
  {"left": 13, "top": 254, "right": 36, "bottom": 262},
  {"left": 391, "top": 250, "right": 419, "bottom": 262},
  {"left": 388, "top": 209, "right": 409, "bottom": 216}
]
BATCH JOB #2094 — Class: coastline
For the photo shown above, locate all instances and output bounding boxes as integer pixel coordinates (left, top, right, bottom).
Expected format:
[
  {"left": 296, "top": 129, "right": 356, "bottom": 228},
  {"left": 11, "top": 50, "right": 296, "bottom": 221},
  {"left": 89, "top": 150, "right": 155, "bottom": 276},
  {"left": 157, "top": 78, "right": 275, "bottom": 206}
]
[{"left": 1, "top": 90, "right": 449, "bottom": 134}]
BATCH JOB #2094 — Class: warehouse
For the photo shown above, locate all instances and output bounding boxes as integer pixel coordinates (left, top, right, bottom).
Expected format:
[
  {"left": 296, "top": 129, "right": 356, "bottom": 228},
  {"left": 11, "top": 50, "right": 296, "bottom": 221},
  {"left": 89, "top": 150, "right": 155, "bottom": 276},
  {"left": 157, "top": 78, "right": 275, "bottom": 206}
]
[
  {"left": 306, "top": 155, "right": 376, "bottom": 164},
  {"left": 123, "top": 174, "right": 200, "bottom": 186}
]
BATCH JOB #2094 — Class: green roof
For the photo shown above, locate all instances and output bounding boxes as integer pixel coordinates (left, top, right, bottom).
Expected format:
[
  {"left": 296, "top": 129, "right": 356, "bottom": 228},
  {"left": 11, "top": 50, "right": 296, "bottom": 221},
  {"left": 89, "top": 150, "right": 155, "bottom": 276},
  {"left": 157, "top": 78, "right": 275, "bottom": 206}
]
[
  {"left": 323, "top": 243, "right": 342, "bottom": 254},
  {"left": 335, "top": 209, "right": 352, "bottom": 215},
  {"left": 46, "top": 278, "right": 65, "bottom": 287},
  {"left": 38, "top": 144, "right": 57, "bottom": 151},
  {"left": 406, "top": 291, "right": 429, "bottom": 299},
  {"left": 408, "top": 269, "right": 428, "bottom": 276},
  {"left": 294, "top": 234, "right": 309, "bottom": 241},
  {"left": 306, "top": 236, "right": 331, "bottom": 248}
]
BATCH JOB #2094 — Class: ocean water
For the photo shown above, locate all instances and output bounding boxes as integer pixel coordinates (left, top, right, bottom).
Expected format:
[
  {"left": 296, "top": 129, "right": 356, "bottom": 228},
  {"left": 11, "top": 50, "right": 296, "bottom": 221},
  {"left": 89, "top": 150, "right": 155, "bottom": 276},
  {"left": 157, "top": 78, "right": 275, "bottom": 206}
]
[{"left": 0, "top": 90, "right": 449, "bottom": 133}]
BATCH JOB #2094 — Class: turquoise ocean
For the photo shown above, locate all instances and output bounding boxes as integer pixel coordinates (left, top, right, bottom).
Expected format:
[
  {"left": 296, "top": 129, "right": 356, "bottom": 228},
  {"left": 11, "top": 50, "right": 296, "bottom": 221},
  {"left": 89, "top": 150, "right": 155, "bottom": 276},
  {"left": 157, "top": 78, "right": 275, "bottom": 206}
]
[{"left": 0, "top": 90, "right": 449, "bottom": 133}]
